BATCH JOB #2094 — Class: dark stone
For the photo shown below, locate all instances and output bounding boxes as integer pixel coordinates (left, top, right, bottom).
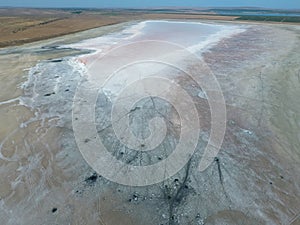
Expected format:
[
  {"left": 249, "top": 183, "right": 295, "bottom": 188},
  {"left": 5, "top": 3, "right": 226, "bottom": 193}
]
[
  {"left": 52, "top": 208, "right": 57, "bottom": 213},
  {"left": 44, "top": 92, "right": 55, "bottom": 97},
  {"left": 133, "top": 194, "right": 138, "bottom": 201},
  {"left": 85, "top": 172, "right": 98, "bottom": 185},
  {"left": 50, "top": 59, "right": 63, "bottom": 63}
]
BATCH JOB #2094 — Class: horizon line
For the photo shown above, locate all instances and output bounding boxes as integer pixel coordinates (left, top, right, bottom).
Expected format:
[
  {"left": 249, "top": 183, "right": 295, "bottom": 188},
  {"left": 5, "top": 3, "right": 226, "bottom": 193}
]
[{"left": 0, "top": 6, "right": 300, "bottom": 11}]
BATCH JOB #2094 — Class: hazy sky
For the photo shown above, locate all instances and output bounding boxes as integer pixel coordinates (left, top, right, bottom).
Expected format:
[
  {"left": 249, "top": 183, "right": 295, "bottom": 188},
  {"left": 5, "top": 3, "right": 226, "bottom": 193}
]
[{"left": 0, "top": 0, "right": 299, "bottom": 9}]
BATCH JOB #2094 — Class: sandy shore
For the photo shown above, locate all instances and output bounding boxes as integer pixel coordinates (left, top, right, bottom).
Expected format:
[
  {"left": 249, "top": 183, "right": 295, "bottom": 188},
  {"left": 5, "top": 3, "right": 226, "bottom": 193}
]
[{"left": 0, "top": 20, "right": 299, "bottom": 225}]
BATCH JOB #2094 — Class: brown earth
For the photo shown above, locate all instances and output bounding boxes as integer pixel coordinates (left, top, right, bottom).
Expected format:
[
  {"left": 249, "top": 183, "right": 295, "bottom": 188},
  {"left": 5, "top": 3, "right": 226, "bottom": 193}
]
[
  {"left": 2, "top": 8, "right": 299, "bottom": 49},
  {"left": 0, "top": 8, "right": 242, "bottom": 48}
]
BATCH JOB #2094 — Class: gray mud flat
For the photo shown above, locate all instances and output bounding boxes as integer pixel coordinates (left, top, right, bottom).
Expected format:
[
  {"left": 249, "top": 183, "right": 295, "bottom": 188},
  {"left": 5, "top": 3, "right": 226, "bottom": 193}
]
[{"left": 0, "top": 22, "right": 299, "bottom": 225}]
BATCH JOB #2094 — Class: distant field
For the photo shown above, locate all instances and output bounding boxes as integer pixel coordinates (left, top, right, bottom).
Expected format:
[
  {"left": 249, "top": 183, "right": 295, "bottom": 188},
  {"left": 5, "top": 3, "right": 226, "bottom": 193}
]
[
  {"left": 236, "top": 15, "right": 300, "bottom": 23},
  {"left": 209, "top": 8, "right": 300, "bottom": 17},
  {"left": 0, "top": 8, "right": 237, "bottom": 48}
]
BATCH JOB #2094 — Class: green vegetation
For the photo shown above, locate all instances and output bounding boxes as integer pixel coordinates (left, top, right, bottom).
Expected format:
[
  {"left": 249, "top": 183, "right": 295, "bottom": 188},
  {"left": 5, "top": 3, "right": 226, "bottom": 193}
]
[
  {"left": 236, "top": 15, "right": 300, "bottom": 23},
  {"left": 71, "top": 10, "right": 82, "bottom": 14}
]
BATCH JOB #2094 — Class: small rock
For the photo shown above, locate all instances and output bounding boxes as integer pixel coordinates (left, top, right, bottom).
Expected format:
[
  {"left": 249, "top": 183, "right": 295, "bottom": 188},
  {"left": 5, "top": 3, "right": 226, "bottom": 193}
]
[
  {"left": 52, "top": 208, "right": 57, "bottom": 213},
  {"left": 229, "top": 120, "right": 236, "bottom": 126},
  {"left": 50, "top": 59, "right": 63, "bottom": 63},
  {"left": 44, "top": 92, "right": 55, "bottom": 97},
  {"left": 85, "top": 172, "right": 98, "bottom": 185},
  {"left": 242, "top": 129, "right": 253, "bottom": 135},
  {"left": 133, "top": 194, "right": 138, "bottom": 201},
  {"left": 120, "top": 149, "right": 125, "bottom": 155}
]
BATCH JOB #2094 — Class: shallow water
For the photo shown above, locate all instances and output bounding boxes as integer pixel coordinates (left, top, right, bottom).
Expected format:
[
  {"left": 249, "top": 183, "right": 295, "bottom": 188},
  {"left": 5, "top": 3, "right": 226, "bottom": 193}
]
[
  {"left": 133, "top": 21, "right": 231, "bottom": 47},
  {"left": 67, "top": 20, "right": 246, "bottom": 101},
  {"left": 67, "top": 20, "right": 246, "bottom": 55}
]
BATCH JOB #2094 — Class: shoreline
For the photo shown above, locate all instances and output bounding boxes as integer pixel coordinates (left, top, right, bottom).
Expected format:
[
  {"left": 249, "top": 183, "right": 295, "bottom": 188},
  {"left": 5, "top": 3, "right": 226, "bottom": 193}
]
[
  {"left": 1, "top": 19, "right": 299, "bottom": 49},
  {"left": 0, "top": 8, "right": 300, "bottom": 49},
  {"left": 63, "top": 20, "right": 248, "bottom": 55}
]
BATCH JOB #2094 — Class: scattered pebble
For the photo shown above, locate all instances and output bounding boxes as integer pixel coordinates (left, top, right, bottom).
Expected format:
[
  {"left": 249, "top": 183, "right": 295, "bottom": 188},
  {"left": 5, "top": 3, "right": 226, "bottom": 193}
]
[
  {"left": 44, "top": 92, "right": 55, "bottom": 97},
  {"left": 52, "top": 208, "right": 57, "bottom": 213},
  {"left": 242, "top": 129, "right": 253, "bottom": 135},
  {"left": 133, "top": 194, "right": 138, "bottom": 201},
  {"left": 85, "top": 172, "right": 98, "bottom": 185}
]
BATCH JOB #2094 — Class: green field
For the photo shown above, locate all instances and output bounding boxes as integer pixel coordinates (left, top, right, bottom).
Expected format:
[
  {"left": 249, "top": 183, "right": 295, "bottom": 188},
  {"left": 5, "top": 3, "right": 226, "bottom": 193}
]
[{"left": 236, "top": 15, "right": 300, "bottom": 22}]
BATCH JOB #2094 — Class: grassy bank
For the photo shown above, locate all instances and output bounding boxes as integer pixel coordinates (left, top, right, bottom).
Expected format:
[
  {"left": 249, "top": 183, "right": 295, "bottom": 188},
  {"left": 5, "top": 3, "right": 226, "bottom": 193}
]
[{"left": 236, "top": 15, "right": 300, "bottom": 23}]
